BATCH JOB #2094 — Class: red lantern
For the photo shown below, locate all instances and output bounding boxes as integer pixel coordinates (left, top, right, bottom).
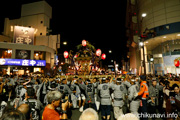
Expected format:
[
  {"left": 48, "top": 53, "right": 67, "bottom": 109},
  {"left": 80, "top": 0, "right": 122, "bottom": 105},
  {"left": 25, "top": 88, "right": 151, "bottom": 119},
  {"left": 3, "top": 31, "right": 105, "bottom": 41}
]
[
  {"left": 174, "top": 59, "right": 179, "bottom": 67},
  {"left": 74, "top": 54, "right": 78, "bottom": 58},
  {"left": 63, "top": 51, "right": 69, "bottom": 58},
  {"left": 96, "top": 49, "right": 102, "bottom": 56},
  {"left": 82, "top": 40, "right": 87, "bottom": 46},
  {"left": 101, "top": 53, "right": 106, "bottom": 60}
]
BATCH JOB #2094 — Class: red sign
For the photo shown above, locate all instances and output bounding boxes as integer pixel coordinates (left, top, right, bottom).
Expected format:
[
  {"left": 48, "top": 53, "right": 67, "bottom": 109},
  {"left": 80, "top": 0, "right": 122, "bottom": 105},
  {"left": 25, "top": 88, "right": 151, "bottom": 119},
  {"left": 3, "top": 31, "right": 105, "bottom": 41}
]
[
  {"left": 174, "top": 59, "right": 179, "bottom": 67},
  {"left": 82, "top": 40, "right": 87, "bottom": 46},
  {"left": 101, "top": 53, "right": 106, "bottom": 60},
  {"left": 64, "top": 51, "right": 69, "bottom": 58},
  {"left": 96, "top": 49, "right": 102, "bottom": 56}
]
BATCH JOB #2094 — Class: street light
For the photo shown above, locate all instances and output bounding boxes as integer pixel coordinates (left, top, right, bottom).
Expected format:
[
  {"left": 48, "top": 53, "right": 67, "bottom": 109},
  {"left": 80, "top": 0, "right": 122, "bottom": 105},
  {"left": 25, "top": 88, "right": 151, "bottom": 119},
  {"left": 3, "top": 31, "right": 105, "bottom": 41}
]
[
  {"left": 109, "top": 50, "right": 112, "bottom": 53},
  {"left": 150, "top": 58, "right": 154, "bottom": 62},
  {"left": 142, "top": 13, "right": 147, "bottom": 18},
  {"left": 139, "top": 42, "right": 144, "bottom": 46},
  {"left": 63, "top": 41, "right": 67, "bottom": 45}
]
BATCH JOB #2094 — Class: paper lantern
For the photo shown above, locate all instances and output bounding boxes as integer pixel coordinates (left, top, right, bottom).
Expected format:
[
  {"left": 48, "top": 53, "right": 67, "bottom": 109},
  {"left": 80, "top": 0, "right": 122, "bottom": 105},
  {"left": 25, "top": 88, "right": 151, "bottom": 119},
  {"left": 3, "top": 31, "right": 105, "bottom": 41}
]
[
  {"left": 96, "top": 49, "right": 102, "bottom": 56},
  {"left": 74, "top": 54, "right": 78, "bottom": 58},
  {"left": 63, "top": 51, "right": 69, "bottom": 58},
  {"left": 82, "top": 40, "right": 87, "bottom": 46},
  {"left": 174, "top": 59, "right": 179, "bottom": 67},
  {"left": 101, "top": 53, "right": 106, "bottom": 60}
]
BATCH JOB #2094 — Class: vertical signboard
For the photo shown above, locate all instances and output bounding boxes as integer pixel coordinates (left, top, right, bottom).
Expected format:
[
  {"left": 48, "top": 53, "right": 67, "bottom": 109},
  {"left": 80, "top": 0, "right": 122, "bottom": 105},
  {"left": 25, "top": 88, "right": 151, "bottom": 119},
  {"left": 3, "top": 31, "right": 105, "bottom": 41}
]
[{"left": 13, "top": 26, "right": 35, "bottom": 45}]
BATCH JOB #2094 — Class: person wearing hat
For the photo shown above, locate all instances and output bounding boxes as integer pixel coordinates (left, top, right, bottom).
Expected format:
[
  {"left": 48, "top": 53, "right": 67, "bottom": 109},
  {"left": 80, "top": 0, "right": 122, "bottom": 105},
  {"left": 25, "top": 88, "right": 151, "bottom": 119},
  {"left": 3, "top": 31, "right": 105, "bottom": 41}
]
[
  {"left": 19, "top": 87, "right": 43, "bottom": 120},
  {"left": 48, "top": 80, "right": 58, "bottom": 91},
  {"left": 79, "top": 79, "right": 97, "bottom": 112},
  {"left": 147, "top": 78, "right": 159, "bottom": 120},
  {"left": 15, "top": 79, "right": 25, "bottom": 97},
  {"left": 19, "top": 79, "right": 32, "bottom": 101},
  {"left": 77, "top": 78, "right": 86, "bottom": 112},
  {"left": 111, "top": 77, "right": 125, "bottom": 120},
  {"left": 12, "top": 78, "right": 32, "bottom": 109},
  {"left": 121, "top": 76, "right": 131, "bottom": 114},
  {"left": 134, "top": 75, "right": 149, "bottom": 120},
  {"left": 58, "top": 78, "right": 73, "bottom": 119},
  {"left": 70, "top": 76, "right": 81, "bottom": 109},
  {"left": 59, "top": 78, "right": 73, "bottom": 104},
  {"left": 128, "top": 78, "right": 140, "bottom": 116},
  {"left": 97, "top": 77, "right": 112, "bottom": 120},
  {"left": 93, "top": 77, "right": 101, "bottom": 111}
]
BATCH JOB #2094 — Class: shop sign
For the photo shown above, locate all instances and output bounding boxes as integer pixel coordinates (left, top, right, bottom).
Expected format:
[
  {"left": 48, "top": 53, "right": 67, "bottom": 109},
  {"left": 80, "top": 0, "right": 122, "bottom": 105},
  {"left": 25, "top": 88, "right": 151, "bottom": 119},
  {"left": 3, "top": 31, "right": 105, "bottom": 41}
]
[
  {"left": 13, "top": 26, "right": 34, "bottom": 45},
  {"left": 55, "top": 55, "right": 59, "bottom": 65},
  {"left": 0, "top": 58, "right": 46, "bottom": 66}
]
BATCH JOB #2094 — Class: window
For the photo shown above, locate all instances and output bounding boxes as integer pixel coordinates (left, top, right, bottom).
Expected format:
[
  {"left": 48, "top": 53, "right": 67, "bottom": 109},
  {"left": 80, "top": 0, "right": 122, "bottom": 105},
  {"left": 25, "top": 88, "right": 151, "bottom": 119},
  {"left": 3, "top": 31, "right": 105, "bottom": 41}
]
[
  {"left": 0, "top": 49, "right": 12, "bottom": 58},
  {"left": 34, "top": 51, "right": 45, "bottom": 60},
  {"left": 41, "top": 21, "right": 43, "bottom": 24},
  {"left": 159, "top": 26, "right": 164, "bottom": 31},
  {"left": 40, "top": 33, "right": 42, "bottom": 35},
  {"left": 11, "top": 26, "right": 13, "bottom": 32}
]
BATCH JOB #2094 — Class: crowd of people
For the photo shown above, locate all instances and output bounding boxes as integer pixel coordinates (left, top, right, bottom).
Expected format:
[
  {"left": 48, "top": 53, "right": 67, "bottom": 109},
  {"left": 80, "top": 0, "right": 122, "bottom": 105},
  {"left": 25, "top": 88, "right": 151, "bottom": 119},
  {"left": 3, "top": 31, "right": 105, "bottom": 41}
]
[{"left": 0, "top": 73, "right": 180, "bottom": 120}]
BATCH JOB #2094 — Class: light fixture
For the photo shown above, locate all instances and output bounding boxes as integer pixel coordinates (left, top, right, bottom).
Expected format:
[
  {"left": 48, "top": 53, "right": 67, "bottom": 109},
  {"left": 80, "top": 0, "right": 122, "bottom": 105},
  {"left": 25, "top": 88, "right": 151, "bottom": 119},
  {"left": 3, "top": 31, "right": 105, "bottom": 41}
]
[
  {"left": 34, "top": 29, "right": 38, "bottom": 34},
  {"left": 163, "top": 36, "right": 166, "bottom": 38},
  {"left": 177, "top": 34, "right": 180, "bottom": 36},
  {"left": 63, "top": 41, "right": 67, "bottom": 45},
  {"left": 36, "top": 53, "right": 39, "bottom": 56},
  {"left": 7, "top": 50, "right": 12, "bottom": 54},
  {"left": 142, "top": 13, "right": 147, "bottom": 17},
  {"left": 150, "top": 58, "right": 154, "bottom": 62},
  {"left": 139, "top": 42, "right": 144, "bottom": 46},
  {"left": 109, "top": 50, "right": 112, "bottom": 53},
  {"left": 11, "top": 26, "right": 14, "bottom": 32}
]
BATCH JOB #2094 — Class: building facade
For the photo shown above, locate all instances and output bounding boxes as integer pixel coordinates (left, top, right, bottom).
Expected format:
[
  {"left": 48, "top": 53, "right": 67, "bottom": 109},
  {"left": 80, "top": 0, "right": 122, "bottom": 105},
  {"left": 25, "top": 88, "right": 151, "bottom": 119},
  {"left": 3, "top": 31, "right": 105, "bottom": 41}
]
[
  {"left": 127, "top": 0, "right": 180, "bottom": 75},
  {"left": 126, "top": 0, "right": 140, "bottom": 75},
  {"left": 0, "top": 1, "right": 60, "bottom": 75}
]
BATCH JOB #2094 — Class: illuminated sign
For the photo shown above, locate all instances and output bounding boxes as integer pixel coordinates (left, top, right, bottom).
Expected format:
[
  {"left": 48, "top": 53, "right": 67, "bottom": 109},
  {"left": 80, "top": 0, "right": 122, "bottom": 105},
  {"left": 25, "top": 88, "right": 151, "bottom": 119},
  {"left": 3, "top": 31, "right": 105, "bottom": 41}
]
[
  {"left": 0, "top": 58, "right": 46, "bottom": 66},
  {"left": 13, "top": 26, "right": 35, "bottom": 45},
  {"left": 55, "top": 55, "right": 59, "bottom": 65}
]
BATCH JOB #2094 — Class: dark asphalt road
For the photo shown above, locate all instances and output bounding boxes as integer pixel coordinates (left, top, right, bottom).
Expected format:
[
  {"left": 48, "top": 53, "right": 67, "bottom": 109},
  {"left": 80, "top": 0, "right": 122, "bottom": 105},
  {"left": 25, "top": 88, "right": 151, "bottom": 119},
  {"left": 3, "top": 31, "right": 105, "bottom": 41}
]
[{"left": 6, "top": 101, "right": 163, "bottom": 120}]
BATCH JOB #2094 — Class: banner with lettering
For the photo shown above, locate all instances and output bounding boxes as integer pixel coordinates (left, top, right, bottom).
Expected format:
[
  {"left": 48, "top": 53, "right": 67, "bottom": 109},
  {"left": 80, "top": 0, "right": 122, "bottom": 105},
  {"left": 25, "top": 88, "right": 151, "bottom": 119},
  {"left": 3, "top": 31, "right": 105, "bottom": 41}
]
[
  {"left": 13, "top": 26, "right": 34, "bottom": 45},
  {"left": 0, "top": 58, "right": 46, "bottom": 66}
]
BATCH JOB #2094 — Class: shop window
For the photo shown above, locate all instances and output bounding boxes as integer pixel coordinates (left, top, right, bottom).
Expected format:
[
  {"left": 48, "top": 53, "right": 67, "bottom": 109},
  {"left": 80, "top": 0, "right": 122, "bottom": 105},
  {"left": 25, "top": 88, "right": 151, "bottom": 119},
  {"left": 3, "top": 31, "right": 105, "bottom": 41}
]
[
  {"left": 34, "top": 51, "right": 45, "bottom": 60},
  {"left": 15, "top": 50, "right": 30, "bottom": 59},
  {"left": 0, "top": 49, "right": 12, "bottom": 58}
]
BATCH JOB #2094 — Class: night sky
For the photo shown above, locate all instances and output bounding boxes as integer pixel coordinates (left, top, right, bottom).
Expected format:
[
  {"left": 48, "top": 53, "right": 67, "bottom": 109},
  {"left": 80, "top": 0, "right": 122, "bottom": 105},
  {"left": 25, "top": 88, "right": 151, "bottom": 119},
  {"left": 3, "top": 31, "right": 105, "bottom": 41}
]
[{"left": 0, "top": 0, "right": 127, "bottom": 68}]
